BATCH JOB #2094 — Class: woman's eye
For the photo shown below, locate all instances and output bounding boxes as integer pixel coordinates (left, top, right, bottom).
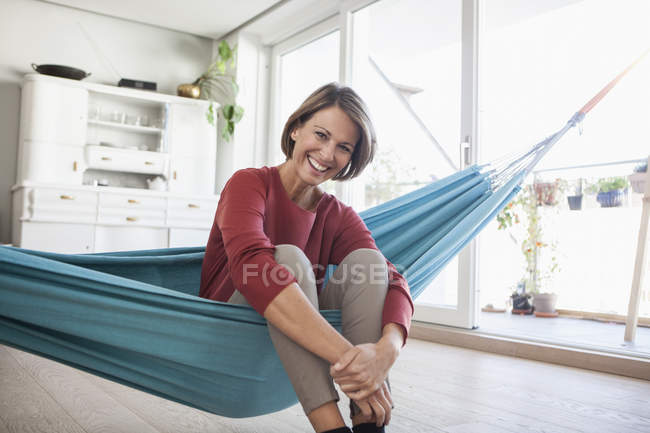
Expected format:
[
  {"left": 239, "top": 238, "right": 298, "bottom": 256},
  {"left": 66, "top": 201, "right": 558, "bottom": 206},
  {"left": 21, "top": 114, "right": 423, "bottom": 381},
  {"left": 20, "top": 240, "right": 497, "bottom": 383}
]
[
  {"left": 315, "top": 131, "right": 326, "bottom": 139},
  {"left": 339, "top": 145, "right": 351, "bottom": 153}
]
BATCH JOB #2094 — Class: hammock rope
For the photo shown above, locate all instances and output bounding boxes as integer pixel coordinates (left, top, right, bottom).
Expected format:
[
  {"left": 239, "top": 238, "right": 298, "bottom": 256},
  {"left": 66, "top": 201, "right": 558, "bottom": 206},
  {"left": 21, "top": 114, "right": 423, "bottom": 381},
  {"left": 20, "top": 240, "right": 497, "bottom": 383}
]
[{"left": 0, "top": 51, "right": 646, "bottom": 418}]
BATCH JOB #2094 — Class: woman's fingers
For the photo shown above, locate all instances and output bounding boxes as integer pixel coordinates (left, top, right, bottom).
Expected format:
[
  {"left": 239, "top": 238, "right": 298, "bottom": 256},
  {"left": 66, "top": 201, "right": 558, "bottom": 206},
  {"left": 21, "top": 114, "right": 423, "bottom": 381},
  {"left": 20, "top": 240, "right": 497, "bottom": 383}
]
[
  {"left": 355, "top": 398, "right": 373, "bottom": 418},
  {"left": 330, "top": 347, "right": 360, "bottom": 376},
  {"left": 337, "top": 376, "right": 372, "bottom": 392},
  {"left": 368, "top": 395, "right": 385, "bottom": 427},
  {"left": 341, "top": 378, "right": 383, "bottom": 401},
  {"left": 375, "top": 385, "right": 392, "bottom": 426},
  {"left": 379, "top": 382, "right": 393, "bottom": 408}
]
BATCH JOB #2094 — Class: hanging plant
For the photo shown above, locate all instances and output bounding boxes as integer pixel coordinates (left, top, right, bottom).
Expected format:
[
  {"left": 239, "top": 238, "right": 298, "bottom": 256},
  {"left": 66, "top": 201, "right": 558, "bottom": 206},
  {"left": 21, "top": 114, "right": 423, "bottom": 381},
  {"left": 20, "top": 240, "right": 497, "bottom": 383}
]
[{"left": 194, "top": 40, "right": 244, "bottom": 142}]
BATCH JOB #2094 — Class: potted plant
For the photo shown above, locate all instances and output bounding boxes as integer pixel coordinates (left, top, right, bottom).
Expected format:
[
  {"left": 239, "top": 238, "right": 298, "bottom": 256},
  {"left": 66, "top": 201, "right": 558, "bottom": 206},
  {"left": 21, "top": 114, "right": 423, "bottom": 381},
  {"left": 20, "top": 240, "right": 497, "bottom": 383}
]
[
  {"left": 497, "top": 184, "right": 561, "bottom": 316},
  {"left": 510, "top": 280, "right": 533, "bottom": 314},
  {"left": 566, "top": 178, "right": 584, "bottom": 211},
  {"left": 533, "top": 180, "right": 561, "bottom": 206},
  {"left": 629, "top": 162, "right": 647, "bottom": 194},
  {"left": 177, "top": 40, "right": 244, "bottom": 142},
  {"left": 593, "top": 177, "right": 629, "bottom": 208}
]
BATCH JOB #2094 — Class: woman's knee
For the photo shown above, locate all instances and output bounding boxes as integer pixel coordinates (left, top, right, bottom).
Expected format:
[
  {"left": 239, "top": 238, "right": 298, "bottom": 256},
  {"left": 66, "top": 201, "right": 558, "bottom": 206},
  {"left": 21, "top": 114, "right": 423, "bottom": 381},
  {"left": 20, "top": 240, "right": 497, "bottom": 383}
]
[
  {"left": 339, "top": 248, "right": 388, "bottom": 289},
  {"left": 274, "top": 244, "right": 317, "bottom": 300}
]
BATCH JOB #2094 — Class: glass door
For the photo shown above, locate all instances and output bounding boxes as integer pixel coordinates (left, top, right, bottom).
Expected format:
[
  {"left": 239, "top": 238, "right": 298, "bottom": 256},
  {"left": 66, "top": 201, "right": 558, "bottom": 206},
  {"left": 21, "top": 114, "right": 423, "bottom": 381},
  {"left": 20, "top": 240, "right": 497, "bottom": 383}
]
[{"left": 342, "top": 0, "right": 479, "bottom": 328}]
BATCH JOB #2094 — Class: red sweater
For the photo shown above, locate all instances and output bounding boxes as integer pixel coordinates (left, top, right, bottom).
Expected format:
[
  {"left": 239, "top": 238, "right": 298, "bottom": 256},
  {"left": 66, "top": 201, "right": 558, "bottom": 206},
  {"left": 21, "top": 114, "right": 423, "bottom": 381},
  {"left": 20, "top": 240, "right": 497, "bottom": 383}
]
[{"left": 199, "top": 166, "right": 413, "bottom": 341}]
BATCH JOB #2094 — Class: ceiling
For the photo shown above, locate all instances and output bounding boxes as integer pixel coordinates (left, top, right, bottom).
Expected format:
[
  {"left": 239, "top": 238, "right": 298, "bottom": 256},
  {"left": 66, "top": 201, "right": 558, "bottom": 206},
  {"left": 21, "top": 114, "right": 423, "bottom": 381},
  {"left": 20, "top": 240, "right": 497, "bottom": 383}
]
[{"left": 42, "top": 0, "right": 286, "bottom": 39}]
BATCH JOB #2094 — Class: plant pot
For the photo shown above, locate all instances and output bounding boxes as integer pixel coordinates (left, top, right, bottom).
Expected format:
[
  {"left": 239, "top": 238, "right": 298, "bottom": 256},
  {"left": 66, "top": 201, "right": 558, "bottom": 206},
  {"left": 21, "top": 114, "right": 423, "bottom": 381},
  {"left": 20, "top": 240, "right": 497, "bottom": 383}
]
[
  {"left": 534, "top": 182, "right": 559, "bottom": 206},
  {"left": 511, "top": 294, "right": 533, "bottom": 314},
  {"left": 567, "top": 195, "right": 583, "bottom": 210},
  {"left": 177, "top": 83, "right": 201, "bottom": 98},
  {"left": 596, "top": 189, "right": 624, "bottom": 207},
  {"left": 629, "top": 172, "right": 647, "bottom": 194},
  {"left": 532, "top": 293, "right": 558, "bottom": 316}
]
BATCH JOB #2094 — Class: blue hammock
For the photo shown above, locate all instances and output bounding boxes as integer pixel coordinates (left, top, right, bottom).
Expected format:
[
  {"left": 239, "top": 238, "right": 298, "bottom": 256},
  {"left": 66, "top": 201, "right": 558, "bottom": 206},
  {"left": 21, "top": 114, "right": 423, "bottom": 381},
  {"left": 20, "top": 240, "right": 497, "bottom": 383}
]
[{"left": 0, "top": 56, "right": 641, "bottom": 418}]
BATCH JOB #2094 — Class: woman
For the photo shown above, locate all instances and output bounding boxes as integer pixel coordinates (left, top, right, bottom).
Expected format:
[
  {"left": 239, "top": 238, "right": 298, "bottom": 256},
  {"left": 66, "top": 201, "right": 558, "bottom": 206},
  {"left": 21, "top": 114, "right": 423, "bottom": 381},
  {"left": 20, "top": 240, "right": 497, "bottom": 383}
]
[{"left": 199, "top": 83, "right": 413, "bottom": 433}]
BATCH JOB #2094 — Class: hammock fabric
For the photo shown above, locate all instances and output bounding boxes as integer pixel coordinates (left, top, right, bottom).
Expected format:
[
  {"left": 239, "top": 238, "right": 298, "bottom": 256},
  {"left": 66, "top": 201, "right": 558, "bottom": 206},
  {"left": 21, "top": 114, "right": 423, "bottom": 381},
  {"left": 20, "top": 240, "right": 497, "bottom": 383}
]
[{"left": 0, "top": 53, "right": 644, "bottom": 418}]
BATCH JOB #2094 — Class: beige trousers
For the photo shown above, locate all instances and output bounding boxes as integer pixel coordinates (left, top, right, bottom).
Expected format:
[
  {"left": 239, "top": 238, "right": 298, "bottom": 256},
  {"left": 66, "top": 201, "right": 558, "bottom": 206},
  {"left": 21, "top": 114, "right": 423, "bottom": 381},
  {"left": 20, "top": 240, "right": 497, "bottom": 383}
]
[{"left": 228, "top": 244, "right": 389, "bottom": 416}]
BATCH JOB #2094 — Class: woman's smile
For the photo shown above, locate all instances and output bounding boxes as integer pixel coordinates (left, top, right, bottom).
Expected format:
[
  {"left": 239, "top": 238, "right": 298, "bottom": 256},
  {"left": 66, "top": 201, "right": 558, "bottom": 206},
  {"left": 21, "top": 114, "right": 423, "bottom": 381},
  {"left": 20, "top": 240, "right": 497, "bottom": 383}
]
[{"left": 306, "top": 155, "right": 330, "bottom": 173}]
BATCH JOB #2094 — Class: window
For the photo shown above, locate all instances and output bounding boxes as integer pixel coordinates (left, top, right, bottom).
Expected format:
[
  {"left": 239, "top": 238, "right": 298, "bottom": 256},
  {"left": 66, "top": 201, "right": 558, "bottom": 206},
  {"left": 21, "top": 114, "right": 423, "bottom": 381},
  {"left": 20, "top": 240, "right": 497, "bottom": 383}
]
[
  {"left": 271, "top": 26, "right": 340, "bottom": 193},
  {"left": 478, "top": 0, "right": 650, "bottom": 317},
  {"left": 349, "top": 0, "right": 465, "bottom": 308}
]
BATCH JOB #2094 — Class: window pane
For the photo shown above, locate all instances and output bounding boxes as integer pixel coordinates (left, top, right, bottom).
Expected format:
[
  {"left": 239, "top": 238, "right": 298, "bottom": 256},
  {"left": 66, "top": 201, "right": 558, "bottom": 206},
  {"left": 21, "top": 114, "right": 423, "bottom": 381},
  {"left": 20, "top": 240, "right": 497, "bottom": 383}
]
[
  {"left": 478, "top": 0, "right": 650, "bottom": 321},
  {"left": 351, "top": 0, "right": 463, "bottom": 307},
  {"left": 276, "top": 31, "right": 340, "bottom": 195}
]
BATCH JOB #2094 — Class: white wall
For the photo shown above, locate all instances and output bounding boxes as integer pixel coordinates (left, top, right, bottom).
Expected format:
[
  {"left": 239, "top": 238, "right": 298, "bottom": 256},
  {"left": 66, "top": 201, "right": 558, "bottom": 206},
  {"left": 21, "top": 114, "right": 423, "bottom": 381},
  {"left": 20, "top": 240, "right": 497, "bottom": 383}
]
[
  {"left": 213, "top": 31, "right": 272, "bottom": 193},
  {"left": 0, "top": 0, "right": 214, "bottom": 244}
]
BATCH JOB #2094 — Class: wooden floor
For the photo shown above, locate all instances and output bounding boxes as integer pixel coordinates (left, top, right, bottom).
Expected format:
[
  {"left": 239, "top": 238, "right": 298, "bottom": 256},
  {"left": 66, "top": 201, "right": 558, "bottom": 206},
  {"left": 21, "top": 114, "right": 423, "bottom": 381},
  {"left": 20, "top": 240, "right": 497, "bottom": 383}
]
[{"left": 1, "top": 339, "right": 649, "bottom": 433}]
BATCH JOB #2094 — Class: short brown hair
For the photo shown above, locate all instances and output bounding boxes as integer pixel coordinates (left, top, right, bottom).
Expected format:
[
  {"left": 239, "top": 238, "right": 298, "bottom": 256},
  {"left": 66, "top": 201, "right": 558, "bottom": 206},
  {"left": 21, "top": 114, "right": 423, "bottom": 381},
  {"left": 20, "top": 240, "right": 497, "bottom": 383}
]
[{"left": 280, "top": 83, "right": 376, "bottom": 181}]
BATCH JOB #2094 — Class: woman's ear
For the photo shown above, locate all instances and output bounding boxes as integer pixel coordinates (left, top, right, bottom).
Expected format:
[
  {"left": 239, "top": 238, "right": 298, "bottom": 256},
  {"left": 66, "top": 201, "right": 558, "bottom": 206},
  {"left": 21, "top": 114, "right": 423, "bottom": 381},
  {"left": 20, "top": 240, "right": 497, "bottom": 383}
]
[{"left": 290, "top": 121, "right": 302, "bottom": 141}]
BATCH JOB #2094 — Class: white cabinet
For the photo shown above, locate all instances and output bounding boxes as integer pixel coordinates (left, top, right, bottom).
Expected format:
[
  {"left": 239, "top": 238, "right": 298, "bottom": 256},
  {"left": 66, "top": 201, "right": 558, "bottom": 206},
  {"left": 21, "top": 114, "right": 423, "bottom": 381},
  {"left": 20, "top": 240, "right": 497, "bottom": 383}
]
[
  {"left": 18, "top": 222, "right": 95, "bottom": 253},
  {"left": 20, "top": 79, "right": 88, "bottom": 146},
  {"left": 85, "top": 145, "right": 168, "bottom": 175},
  {"left": 13, "top": 74, "right": 222, "bottom": 253},
  {"left": 94, "top": 226, "right": 168, "bottom": 253},
  {"left": 168, "top": 103, "right": 216, "bottom": 195},
  {"left": 169, "top": 228, "right": 211, "bottom": 248},
  {"left": 19, "top": 143, "right": 85, "bottom": 185},
  {"left": 12, "top": 183, "right": 219, "bottom": 253}
]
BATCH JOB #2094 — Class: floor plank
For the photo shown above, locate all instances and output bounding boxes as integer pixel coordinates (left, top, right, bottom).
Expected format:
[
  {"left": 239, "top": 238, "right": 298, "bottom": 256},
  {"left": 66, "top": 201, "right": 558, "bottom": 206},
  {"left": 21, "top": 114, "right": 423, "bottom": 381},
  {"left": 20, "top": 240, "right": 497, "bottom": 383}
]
[
  {"left": 7, "top": 347, "right": 161, "bottom": 433},
  {"left": 0, "top": 346, "right": 86, "bottom": 433},
  {"left": 394, "top": 340, "right": 650, "bottom": 433},
  {"left": 0, "top": 418, "right": 10, "bottom": 433},
  {"left": 1, "top": 339, "right": 649, "bottom": 433}
]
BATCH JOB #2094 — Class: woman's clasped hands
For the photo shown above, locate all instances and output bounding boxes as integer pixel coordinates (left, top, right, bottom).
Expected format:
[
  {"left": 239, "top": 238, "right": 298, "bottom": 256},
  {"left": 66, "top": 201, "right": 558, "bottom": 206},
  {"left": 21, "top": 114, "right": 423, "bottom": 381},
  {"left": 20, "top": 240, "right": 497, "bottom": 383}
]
[{"left": 330, "top": 340, "right": 399, "bottom": 426}]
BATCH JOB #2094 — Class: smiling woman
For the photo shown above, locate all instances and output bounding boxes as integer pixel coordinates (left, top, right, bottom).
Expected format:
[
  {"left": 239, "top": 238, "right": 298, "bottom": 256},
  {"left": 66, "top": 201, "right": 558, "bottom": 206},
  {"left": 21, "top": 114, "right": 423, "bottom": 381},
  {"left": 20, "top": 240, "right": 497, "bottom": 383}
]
[{"left": 199, "top": 83, "right": 413, "bottom": 433}]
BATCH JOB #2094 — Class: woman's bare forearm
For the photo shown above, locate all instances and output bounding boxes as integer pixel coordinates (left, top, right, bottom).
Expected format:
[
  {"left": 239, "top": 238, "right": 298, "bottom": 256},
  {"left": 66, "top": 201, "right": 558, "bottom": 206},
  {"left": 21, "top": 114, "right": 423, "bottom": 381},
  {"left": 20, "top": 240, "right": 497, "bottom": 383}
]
[{"left": 263, "top": 282, "right": 353, "bottom": 364}]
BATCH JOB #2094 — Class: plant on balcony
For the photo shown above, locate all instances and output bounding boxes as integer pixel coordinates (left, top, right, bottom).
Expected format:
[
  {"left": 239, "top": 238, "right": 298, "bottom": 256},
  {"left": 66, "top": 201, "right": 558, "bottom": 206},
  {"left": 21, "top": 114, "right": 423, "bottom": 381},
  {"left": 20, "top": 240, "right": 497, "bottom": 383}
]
[
  {"left": 566, "top": 178, "right": 584, "bottom": 211},
  {"left": 497, "top": 184, "right": 561, "bottom": 315},
  {"left": 533, "top": 181, "right": 560, "bottom": 206},
  {"left": 629, "top": 162, "right": 647, "bottom": 194},
  {"left": 590, "top": 177, "right": 629, "bottom": 208}
]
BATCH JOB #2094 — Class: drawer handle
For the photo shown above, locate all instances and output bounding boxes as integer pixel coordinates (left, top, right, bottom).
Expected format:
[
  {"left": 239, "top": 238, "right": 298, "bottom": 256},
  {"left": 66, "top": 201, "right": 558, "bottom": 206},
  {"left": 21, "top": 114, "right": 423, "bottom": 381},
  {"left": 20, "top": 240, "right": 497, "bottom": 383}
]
[
  {"left": 126, "top": 216, "right": 138, "bottom": 222},
  {"left": 60, "top": 195, "right": 75, "bottom": 200},
  {"left": 187, "top": 203, "right": 200, "bottom": 209},
  {"left": 101, "top": 156, "right": 112, "bottom": 161},
  {"left": 128, "top": 199, "right": 140, "bottom": 204},
  {"left": 144, "top": 161, "right": 154, "bottom": 166}
]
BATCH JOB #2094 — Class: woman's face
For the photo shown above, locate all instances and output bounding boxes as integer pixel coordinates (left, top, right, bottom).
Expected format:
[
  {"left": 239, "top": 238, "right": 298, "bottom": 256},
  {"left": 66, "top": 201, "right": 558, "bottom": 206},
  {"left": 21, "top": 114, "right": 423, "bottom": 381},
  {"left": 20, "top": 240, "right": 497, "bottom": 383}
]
[{"left": 289, "top": 105, "right": 360, "bottom": 186}]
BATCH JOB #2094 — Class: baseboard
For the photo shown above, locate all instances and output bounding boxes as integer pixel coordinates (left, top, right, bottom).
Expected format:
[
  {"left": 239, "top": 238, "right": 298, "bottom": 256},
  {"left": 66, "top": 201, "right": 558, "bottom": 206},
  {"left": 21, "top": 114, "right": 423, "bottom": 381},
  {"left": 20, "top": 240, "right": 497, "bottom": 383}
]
[{"left": 410, "top": 321, "right": 650, "bottom": 381}]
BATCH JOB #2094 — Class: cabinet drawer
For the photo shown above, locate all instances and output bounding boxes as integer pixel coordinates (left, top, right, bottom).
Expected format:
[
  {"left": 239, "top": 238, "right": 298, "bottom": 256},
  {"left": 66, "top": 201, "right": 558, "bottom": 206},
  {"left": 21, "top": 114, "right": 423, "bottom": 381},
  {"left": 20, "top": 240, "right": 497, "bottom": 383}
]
[
  {"left": 167, "top": 213, "right": 214, "bottom": 228},
  {"left": 21, "top": 188, "right": 96, "bottom": 223},
  {"left": 86, "top": 145, "right": 168, "bottom": 174},
  {"left": 99, "top": 192, "right": 166, "bottom": 209},
  {"left": 167, "top": 197, "right": 216, "bottom": 228},
  {"left": 168, "top": 197, "right": 217, "bottom": 212},
  {"left": 32, "top": 188, "right": 97, "bottom": 205},
  {"left": 169, "top": 228, "right": 210, "bottom": 248},
  {"left": 94, "top": 226, "right": 168, "bottom": 253},
  {"left": 31, "top": 205, "right": 97, "bottom": 223},
  {"left": 98, "top": 207, "right": 165, "bottom": 226},
  {"left": 18, "top": 222, "right": 94, "bottom": 253}
]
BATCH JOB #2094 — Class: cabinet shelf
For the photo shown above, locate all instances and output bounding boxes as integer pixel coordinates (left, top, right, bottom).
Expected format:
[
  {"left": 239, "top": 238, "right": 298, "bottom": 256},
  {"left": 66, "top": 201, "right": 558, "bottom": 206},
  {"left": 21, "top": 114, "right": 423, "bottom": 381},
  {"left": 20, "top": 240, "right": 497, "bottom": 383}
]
[{"left": 88, "top": 119, "right": 164, "bottom": 134}]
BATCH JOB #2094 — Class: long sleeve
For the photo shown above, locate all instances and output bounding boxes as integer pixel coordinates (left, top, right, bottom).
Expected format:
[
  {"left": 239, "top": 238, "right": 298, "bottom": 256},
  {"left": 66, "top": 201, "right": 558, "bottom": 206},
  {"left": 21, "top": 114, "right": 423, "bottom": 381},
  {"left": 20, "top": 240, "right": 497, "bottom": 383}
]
[
  {"left": 330, "top": 206, "right": 414, "bottom": 345},
  {"left": 215, "top": 169, "right": 297, "bottom": 315}
]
